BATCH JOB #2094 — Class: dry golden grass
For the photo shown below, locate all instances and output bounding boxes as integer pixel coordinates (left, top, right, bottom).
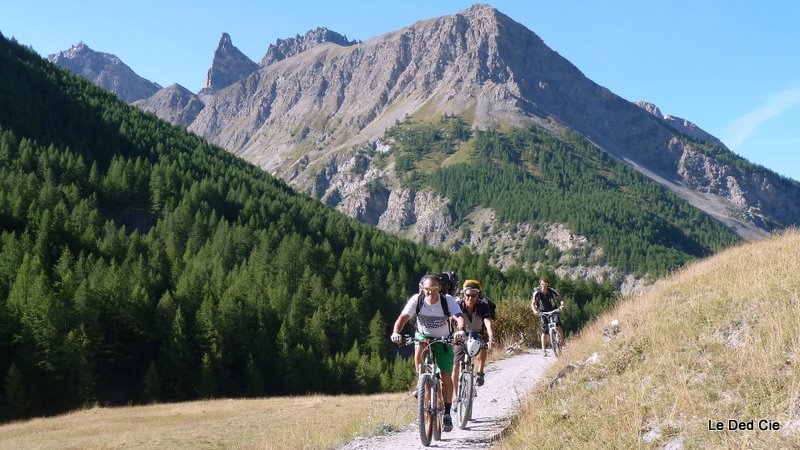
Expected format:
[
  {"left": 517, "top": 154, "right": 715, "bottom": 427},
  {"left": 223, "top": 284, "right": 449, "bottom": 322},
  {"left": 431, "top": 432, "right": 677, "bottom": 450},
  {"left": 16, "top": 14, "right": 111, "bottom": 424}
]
[
  {"left": 0, "top": 392, "right": 415, "bottom": 450},
  {"left": 498, "top": 228, "right": 800, "bottom": 449}
]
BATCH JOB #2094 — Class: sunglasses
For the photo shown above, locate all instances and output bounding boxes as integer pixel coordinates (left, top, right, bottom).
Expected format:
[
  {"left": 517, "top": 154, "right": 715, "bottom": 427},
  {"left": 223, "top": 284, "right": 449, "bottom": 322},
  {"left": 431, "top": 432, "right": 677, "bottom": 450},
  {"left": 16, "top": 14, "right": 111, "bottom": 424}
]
[
  {"left": 464, "top": 293, "right": 478, "bottom": 299},
  {"left": 422, "top": 286, "right": 440, "bottom": 293}
]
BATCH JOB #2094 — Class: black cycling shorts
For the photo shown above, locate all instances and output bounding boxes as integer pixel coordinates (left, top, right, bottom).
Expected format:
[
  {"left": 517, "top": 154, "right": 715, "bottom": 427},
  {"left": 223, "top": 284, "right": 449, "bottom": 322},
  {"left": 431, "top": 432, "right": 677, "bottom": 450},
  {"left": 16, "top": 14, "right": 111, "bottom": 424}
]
[{"left": 539, "top": 315, "right": 561, "bottom": 334}]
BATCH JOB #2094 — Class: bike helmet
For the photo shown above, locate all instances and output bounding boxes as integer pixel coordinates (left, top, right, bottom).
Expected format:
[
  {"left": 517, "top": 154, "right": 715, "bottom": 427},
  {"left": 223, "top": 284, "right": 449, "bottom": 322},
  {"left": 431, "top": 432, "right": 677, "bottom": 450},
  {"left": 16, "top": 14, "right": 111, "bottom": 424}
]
[{"left": 465, "top": 334, "right": 482, "bottom": 357}]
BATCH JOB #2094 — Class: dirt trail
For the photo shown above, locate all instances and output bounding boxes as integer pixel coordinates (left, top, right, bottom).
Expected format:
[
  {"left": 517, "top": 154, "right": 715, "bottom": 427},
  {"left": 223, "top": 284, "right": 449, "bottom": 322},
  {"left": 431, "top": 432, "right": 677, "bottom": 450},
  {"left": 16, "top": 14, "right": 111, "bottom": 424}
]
[{"left": 338, "top": 348, "right": 556, "bottom": 449}]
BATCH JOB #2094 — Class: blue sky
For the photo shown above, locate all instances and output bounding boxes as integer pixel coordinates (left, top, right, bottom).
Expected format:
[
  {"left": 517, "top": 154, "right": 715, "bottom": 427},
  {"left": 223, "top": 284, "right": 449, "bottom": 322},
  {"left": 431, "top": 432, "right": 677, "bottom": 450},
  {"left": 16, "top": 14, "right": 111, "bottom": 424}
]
[{"left": 4, "top": 0, "right": 799, "bottom": 181}]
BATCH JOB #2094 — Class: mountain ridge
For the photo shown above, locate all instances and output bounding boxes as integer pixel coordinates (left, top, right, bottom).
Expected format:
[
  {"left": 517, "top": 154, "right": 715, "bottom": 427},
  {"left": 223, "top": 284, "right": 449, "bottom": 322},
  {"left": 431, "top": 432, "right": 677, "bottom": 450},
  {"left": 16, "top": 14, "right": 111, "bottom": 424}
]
[
  {"left": 44, "top": 4, "right": 800, "bottom": 283},
  {"left": 47, "top": 42, "right": 161, "bottom": 102}
]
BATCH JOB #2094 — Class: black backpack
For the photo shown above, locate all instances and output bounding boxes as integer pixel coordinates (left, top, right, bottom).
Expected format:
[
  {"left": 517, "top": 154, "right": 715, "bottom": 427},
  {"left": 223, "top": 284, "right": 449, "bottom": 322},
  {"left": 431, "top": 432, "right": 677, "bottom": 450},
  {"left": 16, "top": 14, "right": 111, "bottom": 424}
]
[
  {"left": 437, "top": 271, "right": 459, "bottom": 296},
  {"left": 480, "top": 295, "right": 497, "bottom": 320}
]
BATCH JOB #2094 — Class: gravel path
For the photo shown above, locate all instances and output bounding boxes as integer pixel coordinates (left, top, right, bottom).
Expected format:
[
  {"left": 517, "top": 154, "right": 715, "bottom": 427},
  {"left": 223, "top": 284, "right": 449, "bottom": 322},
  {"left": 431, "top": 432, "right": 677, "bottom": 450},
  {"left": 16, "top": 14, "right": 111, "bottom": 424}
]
[{"left": 338, "top": 348, "right": 556, "bottom": 449}]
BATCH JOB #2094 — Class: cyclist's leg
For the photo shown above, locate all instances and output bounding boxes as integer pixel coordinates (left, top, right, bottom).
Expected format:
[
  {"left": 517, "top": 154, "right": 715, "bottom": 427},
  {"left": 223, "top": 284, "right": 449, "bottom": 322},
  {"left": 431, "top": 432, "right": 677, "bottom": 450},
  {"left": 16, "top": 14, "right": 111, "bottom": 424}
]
[
  {"left": 414, "top": 344, "right": 425, "bottom": 375},
  {"left": 433, "top": 343, "right": 455, "bottom": 404},
  {"left": 477, "top": 345, "right": 487, "bottom": 374},
  {"left": 432, "top": 342, "right": 456, "bottom": 432},
  {"left": 540, "top": 319, "right": 548, "bottom": 353},
  {"left": 451, "top": 343, "right": 465, "bottom": 399},
  {"left": 412, "top": 333, "right": 430, "bottom": 397}
]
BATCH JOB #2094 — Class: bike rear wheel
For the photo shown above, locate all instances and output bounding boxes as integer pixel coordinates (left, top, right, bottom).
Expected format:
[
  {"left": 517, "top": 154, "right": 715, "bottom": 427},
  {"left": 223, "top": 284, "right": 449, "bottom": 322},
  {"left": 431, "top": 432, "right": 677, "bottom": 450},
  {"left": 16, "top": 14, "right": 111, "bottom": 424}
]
[
  {"left": 456, "top": 371, "right": 474, "bottom": 429},
  {"left": 417, "top": 374, "right": 434, "bottom": 446}
]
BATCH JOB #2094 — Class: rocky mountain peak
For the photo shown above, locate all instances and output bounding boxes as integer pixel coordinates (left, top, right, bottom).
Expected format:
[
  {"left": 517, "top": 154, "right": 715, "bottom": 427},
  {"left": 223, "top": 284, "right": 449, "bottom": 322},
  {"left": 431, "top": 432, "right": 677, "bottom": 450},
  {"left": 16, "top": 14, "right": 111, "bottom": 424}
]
[
  {"left": 48, "top": 42, "right": 160, "bottom": 102},
  {"left": 201, "top": 32, "right": 258, "bottom": 94},
  {"left": 219, "top": 32, "right": 234, "bottom": 48},
  {"left": 260, "top": 27, "right": 358, "bottom": 66},
  {"left": 635, "top": 100, "right": 721, "bottom": 145},
  {"left": 635, "top": 101, "right": 663, "bottom": 117},
  {"left": 133, "top": 83, "right": 205, "bottom": 128}
]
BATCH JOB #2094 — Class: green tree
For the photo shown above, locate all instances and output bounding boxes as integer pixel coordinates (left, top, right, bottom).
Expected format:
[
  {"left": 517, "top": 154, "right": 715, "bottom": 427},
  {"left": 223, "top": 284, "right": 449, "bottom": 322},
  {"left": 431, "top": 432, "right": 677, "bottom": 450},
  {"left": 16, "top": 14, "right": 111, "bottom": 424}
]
[
  {"left": 3, "top": 363, "right": 29, "bottom": 419},
  {"left": 142, "top": 361, "right": 162, "bottom": 402}
]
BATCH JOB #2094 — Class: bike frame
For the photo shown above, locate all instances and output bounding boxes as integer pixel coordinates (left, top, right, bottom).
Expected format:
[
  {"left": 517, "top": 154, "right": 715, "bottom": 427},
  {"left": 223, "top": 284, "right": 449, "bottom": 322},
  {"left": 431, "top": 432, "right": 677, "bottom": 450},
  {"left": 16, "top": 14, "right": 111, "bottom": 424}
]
[
  {"left": 455, "top": 336, "right": 486, "bottom": 429},
  {"left": 541, "top": 308, "right": 563, "bottom": 357},
  {"left": 404, "top": 335, "right": 451, "bottom": 446}
]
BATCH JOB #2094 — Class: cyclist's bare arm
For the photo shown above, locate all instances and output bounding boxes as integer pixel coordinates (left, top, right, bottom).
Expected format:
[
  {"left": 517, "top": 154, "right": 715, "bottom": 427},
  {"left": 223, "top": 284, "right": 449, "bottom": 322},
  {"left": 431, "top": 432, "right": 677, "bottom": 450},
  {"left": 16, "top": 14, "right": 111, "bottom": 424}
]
[
  {"left": 391, "top": 314, "right": 411, "bottom": 343},
  {"left": 530, "top": 297, "right": 540, "bottom": 316},
  {"left": 483, "top": 318, "right": 495, "bottom": 350}
]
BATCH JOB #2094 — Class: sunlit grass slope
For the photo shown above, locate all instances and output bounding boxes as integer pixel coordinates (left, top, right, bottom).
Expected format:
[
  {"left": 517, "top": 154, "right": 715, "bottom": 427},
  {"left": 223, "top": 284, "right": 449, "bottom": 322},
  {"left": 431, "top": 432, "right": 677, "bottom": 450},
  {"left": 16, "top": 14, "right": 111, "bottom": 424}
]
[
  {"left": 0, "top": 392, "right": 415, "bottom": 449},
  {"left": 500, "top": 229, "right": 800, "bottom": 449}
]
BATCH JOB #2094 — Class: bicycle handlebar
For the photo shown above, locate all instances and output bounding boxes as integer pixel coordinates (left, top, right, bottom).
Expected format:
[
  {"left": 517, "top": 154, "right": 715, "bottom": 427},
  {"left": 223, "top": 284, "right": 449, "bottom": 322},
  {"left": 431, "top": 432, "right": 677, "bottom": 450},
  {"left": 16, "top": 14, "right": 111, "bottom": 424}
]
[
  {"left": 540, "top": 308, "right": 562, "bottom": 316},
  {"left": 401, "top": 334, "right": 454, "bottom": 346}
]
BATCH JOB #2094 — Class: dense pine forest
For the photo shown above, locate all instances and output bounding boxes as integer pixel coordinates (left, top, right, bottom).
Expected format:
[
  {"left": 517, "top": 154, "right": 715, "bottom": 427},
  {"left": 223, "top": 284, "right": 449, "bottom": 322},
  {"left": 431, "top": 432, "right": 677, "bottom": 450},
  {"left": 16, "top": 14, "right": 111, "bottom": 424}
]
[
  {"left": 0, "top": 36, "right": 623, "bottom": 420},
  {"left": 385, "top": 117, "right": 741, "bottom": 275}
]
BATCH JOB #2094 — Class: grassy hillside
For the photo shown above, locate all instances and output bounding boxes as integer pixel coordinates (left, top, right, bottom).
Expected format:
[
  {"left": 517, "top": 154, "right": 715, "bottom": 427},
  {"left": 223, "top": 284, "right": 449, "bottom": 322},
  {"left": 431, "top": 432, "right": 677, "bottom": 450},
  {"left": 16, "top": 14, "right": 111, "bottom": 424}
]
[
  {"left": 0, "top": 392, "right": 415, "bottom": 449},
  {"left": 499, "top": 229, "right": 800, "bottom": 449}
]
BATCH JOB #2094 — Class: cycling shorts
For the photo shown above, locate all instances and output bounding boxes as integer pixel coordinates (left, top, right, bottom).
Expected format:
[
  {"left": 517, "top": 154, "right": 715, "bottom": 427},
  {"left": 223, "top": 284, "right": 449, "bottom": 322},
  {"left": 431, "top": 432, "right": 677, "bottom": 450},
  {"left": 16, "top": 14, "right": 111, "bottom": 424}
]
[
  {"left": 415, "top": 332, "right": 455, "bottom": 374},
  {"left": 539, "top": 315, "right": 561, "bottom": 334}
]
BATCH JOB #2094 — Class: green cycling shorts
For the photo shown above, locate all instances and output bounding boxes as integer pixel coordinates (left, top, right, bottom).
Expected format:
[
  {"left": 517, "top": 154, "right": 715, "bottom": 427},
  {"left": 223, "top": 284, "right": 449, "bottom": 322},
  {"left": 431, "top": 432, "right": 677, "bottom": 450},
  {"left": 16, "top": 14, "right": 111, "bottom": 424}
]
[{"left": 415, "top": 332, "right": 454, "bottom": 374}]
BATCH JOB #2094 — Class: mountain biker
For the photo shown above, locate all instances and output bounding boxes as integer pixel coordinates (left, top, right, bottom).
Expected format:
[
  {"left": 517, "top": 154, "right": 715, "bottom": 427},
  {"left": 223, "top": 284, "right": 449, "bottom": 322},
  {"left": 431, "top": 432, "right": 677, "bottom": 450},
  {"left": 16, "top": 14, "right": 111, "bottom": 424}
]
[
  {"left": 391, "top": 274, "right": 466, "bottom": 432},
  {"left": 452, "top": 279, "right": 495, "bottom": 396},
  {"left": 530, "top": 277, "right": 564, "bottom": 356}
]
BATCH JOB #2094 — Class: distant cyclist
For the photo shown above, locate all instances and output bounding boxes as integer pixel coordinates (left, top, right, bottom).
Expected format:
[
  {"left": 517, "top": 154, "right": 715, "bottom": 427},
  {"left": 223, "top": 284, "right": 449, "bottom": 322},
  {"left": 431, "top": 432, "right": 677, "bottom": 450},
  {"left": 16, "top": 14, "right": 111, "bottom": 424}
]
[
  {"left": 452, "top": 279, "right": 495, "bottom": 394},
  {"left": 391, "top": 274, "right": 466, "bottom": 432},
  {"left": 530, "top": 277, "right": 564, "bottom": 356}
]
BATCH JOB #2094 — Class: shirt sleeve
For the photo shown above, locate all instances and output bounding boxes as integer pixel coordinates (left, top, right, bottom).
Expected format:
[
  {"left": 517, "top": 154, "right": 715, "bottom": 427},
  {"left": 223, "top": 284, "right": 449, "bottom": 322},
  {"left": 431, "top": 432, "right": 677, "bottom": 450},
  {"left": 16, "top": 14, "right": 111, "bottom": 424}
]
[
  {"left": 445, "top": 294, "right": 463, "bottom": 316},
  {"left": 400, "top": 294, "right": 419, "bottom": 317}
]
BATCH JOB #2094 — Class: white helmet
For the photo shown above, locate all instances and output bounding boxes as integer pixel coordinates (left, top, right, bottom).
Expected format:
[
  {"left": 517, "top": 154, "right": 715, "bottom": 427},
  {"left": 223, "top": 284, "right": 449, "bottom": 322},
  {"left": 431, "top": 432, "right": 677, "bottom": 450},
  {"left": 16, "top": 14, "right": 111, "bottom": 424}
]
[{"left": 465, "top": 334, "right": 481, "bottom": 357}]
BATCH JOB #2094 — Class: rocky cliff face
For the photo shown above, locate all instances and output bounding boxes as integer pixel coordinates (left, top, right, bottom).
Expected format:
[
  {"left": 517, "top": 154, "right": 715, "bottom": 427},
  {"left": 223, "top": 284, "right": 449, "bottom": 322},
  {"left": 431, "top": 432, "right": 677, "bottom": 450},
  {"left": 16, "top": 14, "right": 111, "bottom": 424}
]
[
  {"left": 200, "top": 33, "right": 258, "bottom": 95},
  {"left": 48, "top": 42, "right": 161, "bottom": 102},
  {"left": 132, "top": 84, "right": 205, "bottom": 127},
  {"left": 260, "top": 27, "right": 358, "bottom": 66}
]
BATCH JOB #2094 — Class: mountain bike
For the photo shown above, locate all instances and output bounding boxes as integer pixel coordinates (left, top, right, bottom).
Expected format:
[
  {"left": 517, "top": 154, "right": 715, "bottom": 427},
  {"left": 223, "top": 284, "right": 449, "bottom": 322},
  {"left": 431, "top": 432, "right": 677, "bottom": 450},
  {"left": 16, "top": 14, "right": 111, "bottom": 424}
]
[
  {"left": 541, "top": 308, "right": 564, "bottom": 357},
  {"left": 454, "top": 332, "right": 485, "bottom": 429},
  {"left": 403, "top": 335, "right": 452, "bottom": 447}
]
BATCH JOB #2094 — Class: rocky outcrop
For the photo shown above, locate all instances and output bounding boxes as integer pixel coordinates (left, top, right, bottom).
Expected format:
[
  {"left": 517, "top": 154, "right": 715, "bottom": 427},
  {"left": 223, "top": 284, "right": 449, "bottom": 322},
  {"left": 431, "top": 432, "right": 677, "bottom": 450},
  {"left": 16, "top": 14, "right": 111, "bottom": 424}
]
[
  {"left": 48, "top": 42, "right": 161, "bottom": 102},
  {"left": 260, "top": 27, "right": 358, "bottom": 66},
  {"left": 635, "top": 101, "right": 721, "bottom": 145},
  {"left": 133, "top": 84, "right": 205, "bottom": 127},
  {"left": 673, "top": 138, "right": 800, "bottom": 231},
  {"left": 310, "top": 146, "right": 453, "bottom": 245},
  {"left": 200, "top": 33, "right": 258, "bottom": 95}
]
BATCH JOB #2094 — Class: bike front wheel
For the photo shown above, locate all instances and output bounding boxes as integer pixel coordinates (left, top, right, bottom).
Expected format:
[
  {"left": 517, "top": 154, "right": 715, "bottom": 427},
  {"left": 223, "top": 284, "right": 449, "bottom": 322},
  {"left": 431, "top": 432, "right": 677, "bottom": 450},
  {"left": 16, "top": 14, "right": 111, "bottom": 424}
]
[
  {"left": 417, "top": 374, "right": 434, "bottom": 446},
  {"left": 456, "top": 371, "right": 474, "bottom": 429},
  {"left": 553, "top": 329, "right": 564, "bottom": 357},
  {"left": 432, "top": 378, "right": 443, "bottom": 441}
]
